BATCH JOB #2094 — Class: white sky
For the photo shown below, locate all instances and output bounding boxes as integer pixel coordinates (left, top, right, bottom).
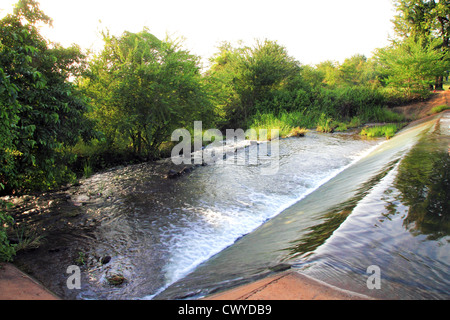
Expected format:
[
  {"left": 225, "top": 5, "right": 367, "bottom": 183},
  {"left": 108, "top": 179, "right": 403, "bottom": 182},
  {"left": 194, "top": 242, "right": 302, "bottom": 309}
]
[{"left": 1, "top": 0, "right": 396, "bottom": 67}]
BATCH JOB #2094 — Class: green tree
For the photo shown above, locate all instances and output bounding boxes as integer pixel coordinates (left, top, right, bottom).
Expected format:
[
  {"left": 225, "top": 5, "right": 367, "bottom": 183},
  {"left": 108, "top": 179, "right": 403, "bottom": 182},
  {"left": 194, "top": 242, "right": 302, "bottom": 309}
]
[
  {"left": 393, "top": 0, "right": 450, "bottom": 89},
  {"left": 375, "top": 36, "right": 449, "bottom": 99},
  {"left": 0, "top": 0, "right": 95, "bottom": 192},
  {"left": 339, "top": 54, "right": 368, "bottom": 86},
  {"left": 315, "top": 60, "right": 342, "bottom": 87},
  {"left": 83, "top": 29, "right": 211, "bottom": 159},
  {"left": 208, "top": 39, "right": 301, "bottom": 128}
]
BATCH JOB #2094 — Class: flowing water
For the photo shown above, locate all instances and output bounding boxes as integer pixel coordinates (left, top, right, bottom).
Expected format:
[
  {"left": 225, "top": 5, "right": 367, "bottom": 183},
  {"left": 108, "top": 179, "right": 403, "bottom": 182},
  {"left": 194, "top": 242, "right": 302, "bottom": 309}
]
[
  {"left": 13, "top": 112, "right": 449, "bottom": 300},
  {"left": 155, "top": 112, "right": 450, "bottom": 300}
]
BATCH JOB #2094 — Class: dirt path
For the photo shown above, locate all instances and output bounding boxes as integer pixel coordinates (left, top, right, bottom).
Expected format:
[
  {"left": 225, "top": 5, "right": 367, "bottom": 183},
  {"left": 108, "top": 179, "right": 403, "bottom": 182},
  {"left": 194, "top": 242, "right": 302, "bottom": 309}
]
[{"left": 393, "top": 90, "right": 450, "bottom": 120}]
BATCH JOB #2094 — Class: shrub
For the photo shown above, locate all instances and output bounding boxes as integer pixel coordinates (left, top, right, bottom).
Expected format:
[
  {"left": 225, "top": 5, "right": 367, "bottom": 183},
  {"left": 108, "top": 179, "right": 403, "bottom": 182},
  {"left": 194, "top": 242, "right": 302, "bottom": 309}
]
[
  {"left": 365, "top": 107, "right": 405, "bottom": 123},
  {"left": 348, "top": 116, "right": 362, "bottom": 128},
  {"left": 428, "top": 105, "right": 450, "bottom": 115},
  {"left": 316, "top": 113, "right": 336, "bottom": 133},
  {"left": 0, "top": 202, "right": 15, "bottom": 262},
  {"left": 334, "top": 122, "right": 348, "bottom": 132},
  {"left": 360, "top": 123, "right": 406, "bottom": 139}
]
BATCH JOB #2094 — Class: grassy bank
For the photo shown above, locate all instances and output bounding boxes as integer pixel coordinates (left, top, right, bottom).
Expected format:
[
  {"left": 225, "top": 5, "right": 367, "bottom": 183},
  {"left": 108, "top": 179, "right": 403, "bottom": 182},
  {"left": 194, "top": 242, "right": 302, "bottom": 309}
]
[
  {"left": 360, "top": 123, "right": 407, "bottom": 139},
  {"left": 247, "top": 105, "right": 406, "bottom": 139}
]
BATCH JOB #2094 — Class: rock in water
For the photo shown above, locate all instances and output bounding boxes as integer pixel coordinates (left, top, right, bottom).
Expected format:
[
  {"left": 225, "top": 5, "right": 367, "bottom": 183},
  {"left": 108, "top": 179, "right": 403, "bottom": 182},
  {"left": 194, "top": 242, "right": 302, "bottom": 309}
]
[{"left": 101, "top": 256, "right": 111, "bottom": 265}]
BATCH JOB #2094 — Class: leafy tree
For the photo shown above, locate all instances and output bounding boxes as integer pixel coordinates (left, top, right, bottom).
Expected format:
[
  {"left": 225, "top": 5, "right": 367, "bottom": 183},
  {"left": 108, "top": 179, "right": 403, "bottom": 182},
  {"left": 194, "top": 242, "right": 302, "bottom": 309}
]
[
  {"left": 339, "top": 54, "right": 369, "bottom": 86},
  {"left": 82, "top": 28, "right": 211, "bottom": 159},
  {"left": 0, "top": 0, "right": 95, "bottom": 192},
  {"left": 375, "top": 36, "right": 449, "bottom": 99},
  {"left": 208, "top": 40, "right": 301, "bottom": 127},
  {"left": 314, "top": 60, "right": 342, "bottom": 87},
  {"left": 393, "top": 0, "right": 450, "bottom": 89}
]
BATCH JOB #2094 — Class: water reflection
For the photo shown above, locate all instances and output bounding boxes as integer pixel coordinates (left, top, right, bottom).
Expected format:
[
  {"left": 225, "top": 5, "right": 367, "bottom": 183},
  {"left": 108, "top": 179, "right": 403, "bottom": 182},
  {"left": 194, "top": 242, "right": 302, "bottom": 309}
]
[
  {"left": 283, "top": 159, "right": 400, "bottom": 260},
  {"left": 289, "top": 114, "right": 450, "bottom": 299},
  {"left": 285, "top": 124, "right": 450, "bottom": 262},
  {"left": 393, "top": 126, "right": 450, "bottom": 239}
]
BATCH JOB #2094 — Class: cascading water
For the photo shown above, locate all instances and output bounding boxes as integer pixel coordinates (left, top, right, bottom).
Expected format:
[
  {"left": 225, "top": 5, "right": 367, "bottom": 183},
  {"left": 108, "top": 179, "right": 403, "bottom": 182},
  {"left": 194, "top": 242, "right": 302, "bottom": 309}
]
[{"left": 70, "top": 128, "right": 383, "bottom": 300}]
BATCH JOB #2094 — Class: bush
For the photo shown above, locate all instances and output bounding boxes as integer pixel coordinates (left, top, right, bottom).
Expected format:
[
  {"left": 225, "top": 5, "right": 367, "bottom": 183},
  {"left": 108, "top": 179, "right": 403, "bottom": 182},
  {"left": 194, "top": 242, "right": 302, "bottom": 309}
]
[
  {"left": 364, "top": 107, "right": 406, "bottom": 123},
  {"left": 248, "top": 112, "right": 309, "bottom": 140},
  {"left": 313, "top": 86, "right": 387, "bottom": 119},
  {"left": 428, "top": 105, "right": 450, "bottom": 115},
  {"left": 360, "top": 123, "right": 406, "bottom": 139},
  {"left": 0, "top": 202, "right": 15, "bottom": 262},
  {"left": 316, "top": 113, "right": 336, "bottom": 133}
]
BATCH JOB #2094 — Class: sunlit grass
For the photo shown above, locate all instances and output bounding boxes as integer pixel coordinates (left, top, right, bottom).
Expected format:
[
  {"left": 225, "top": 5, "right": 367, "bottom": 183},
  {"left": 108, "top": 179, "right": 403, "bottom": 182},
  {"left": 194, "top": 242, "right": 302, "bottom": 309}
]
[
  {"left": 360, "top": 123, "right": 406, "bottom": 139},
  {"left": 316, "top": 114, "right": 335, "bottom": 133},
  {"left": 248, "top": 113, "right": 308, "bottom": 140},
  {"left": 287, "top": 127, "right": 309, "bottom": 137},
  {"left": 428, "top": 104, "right": 450, "bottom": 115}
]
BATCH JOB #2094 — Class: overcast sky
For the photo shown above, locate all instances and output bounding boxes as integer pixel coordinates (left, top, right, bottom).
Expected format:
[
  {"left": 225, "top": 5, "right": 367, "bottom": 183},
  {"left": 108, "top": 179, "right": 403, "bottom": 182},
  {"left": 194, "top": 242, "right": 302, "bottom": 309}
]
[{"left": 1, "top": 0, "right": 397, "bottom": 66}]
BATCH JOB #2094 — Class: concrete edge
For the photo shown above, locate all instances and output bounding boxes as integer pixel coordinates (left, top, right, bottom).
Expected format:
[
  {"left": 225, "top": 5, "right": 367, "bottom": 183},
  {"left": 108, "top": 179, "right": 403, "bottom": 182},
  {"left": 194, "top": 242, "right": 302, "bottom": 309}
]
[
  {"left": 203, "top": 270, "right": 374, "bottom": 300},
  {"left": 0, "top": 263, "right": 60, "bottom": 300}
]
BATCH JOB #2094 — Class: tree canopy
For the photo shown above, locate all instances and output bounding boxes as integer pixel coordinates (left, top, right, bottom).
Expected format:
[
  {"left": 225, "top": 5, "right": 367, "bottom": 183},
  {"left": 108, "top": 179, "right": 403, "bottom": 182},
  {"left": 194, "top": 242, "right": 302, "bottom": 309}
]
[
  {"left": 0, "top": 0, "right": 95, "bottom": 192},
  {"left": 392, "top": 0, "right": 450, "bottom": 89},
  {"left": 81, "top": 28, "right": 212, "bottom": 159}
]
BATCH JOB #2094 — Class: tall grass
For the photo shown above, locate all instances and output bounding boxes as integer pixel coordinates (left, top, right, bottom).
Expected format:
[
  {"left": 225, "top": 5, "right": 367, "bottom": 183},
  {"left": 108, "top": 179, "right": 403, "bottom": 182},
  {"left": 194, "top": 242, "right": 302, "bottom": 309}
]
[
  {"left": 428, "top": 105, "right": 450, "bottom": 115},
  {"left": 363, "top": 107, "right": 405, "bottom": 123},
  {"left": 360, "top": 123, "right": 406, "bottom": 139},
  {"left": 248, "top": 112, "right": 310, "bottom": 140},
  {"left": 316, "top": 113, "right": 335, "bottom": 133}
]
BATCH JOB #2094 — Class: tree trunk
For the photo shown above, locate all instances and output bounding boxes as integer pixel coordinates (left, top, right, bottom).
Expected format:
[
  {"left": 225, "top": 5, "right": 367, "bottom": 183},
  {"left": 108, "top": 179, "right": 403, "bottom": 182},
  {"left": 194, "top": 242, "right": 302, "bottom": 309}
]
[{"left": 435, "top": 76, "right": 444, "bottom": 91}]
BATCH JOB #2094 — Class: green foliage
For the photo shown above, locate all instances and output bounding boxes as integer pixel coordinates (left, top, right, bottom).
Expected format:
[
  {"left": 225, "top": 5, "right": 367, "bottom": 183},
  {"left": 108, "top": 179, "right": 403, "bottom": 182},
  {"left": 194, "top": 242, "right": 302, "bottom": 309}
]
[
  {"left": 313, "top": 86, "right": 388, "bottom": 119},
  {"left": 392, "top": 0, "right": 450, "bottom": 90},
  {"left": 248, "top": 110, "right": 313, "bottom": 140},
  {"left": 208, "top": 40, "right": 301, "bottom": 128},
  {"left": 82, "top": 28, "right": 212, "bottom": 160},
  {"left": 375, "top": 36, "right": 449, "bottom": 99},
  {"left": 429, "top": 105, "right": 450, "bottom": 115},
  {"left": 0, "top": 201, "right": 16, "bottom": 262},
  {"left": 366, "top": 107, "right": 406, "bottom": 123},
  {"left": 248, "top": 113, "right": 295, "bottom": 139},
  {"left": 0, "top": 1, "right": 95, "bottom": 193},
  {"left": 316, "top": 113, "right": 336, "bottom": 133},
  {"left": 360, "top": 123, "right": 406, "bottom": 139}
]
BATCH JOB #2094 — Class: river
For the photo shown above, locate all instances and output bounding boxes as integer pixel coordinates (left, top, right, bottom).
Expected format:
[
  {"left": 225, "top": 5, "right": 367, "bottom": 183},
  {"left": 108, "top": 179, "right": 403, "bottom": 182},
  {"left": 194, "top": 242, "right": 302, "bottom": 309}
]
[{"left": 12, "top": 112, "right": 450, "bottom": 300}]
